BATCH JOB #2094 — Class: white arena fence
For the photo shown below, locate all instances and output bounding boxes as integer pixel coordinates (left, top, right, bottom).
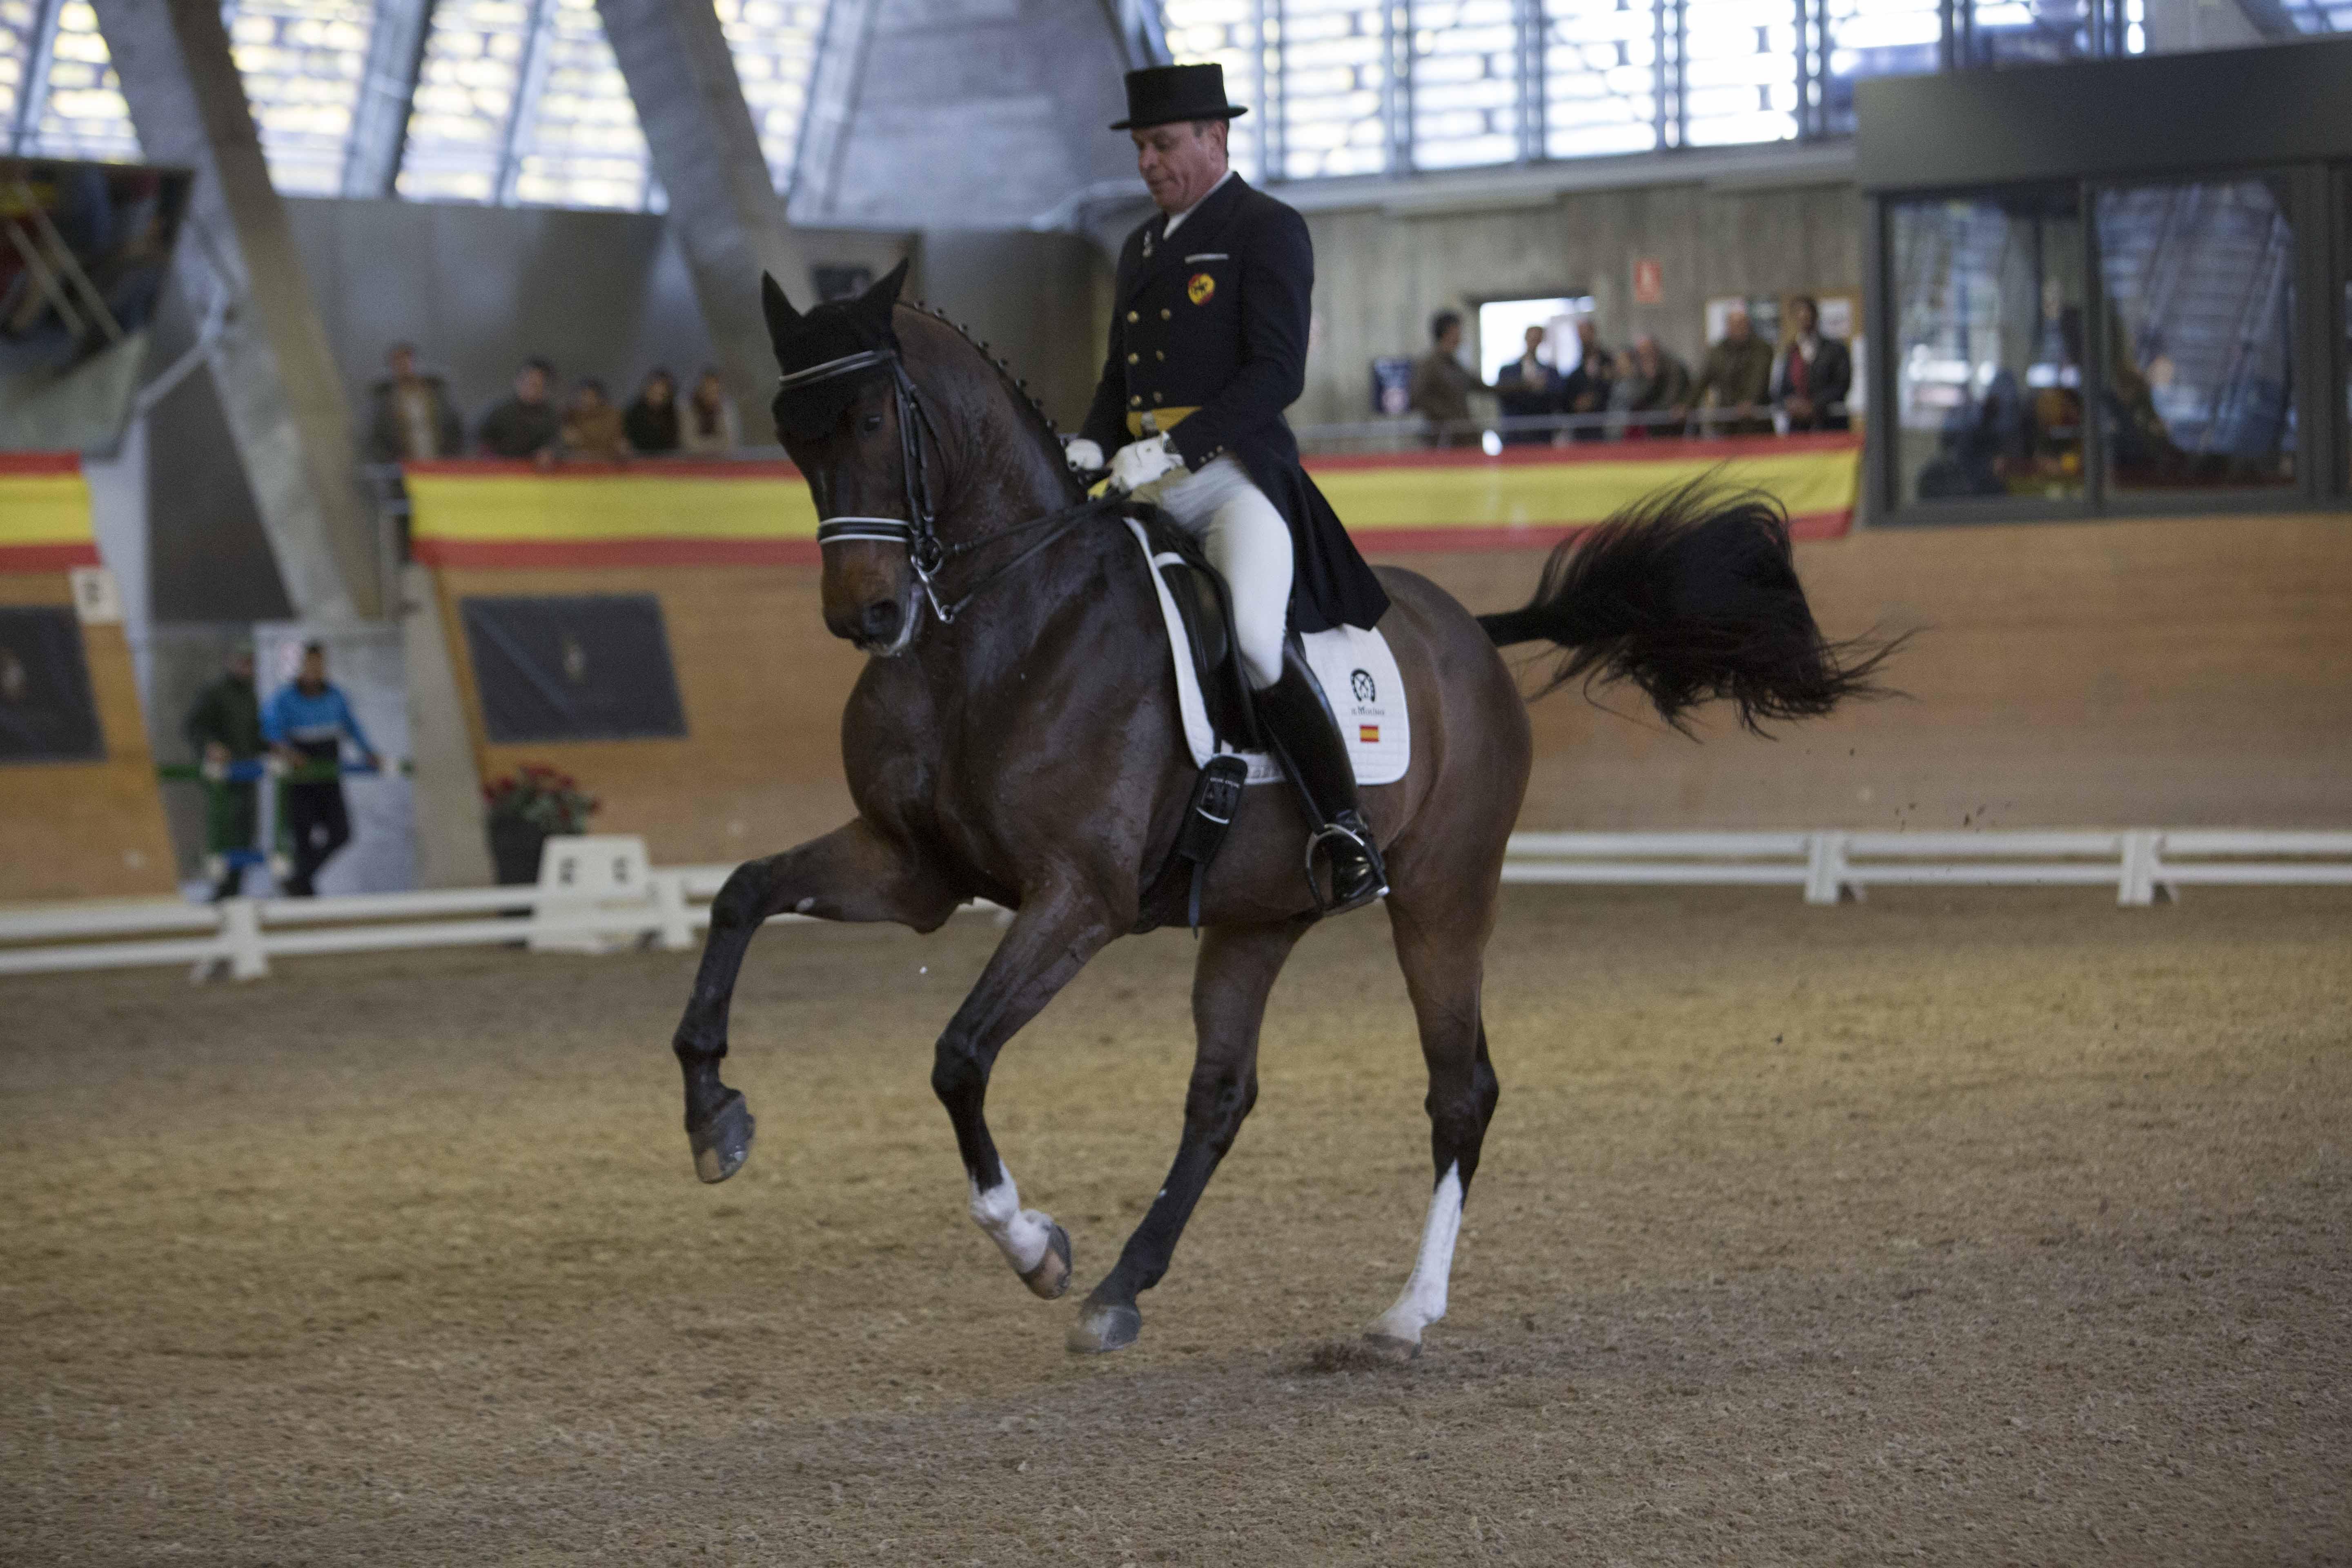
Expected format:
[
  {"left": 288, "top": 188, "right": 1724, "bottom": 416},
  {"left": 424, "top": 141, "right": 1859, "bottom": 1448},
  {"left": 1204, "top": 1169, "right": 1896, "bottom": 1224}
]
[{"left": 2, "top": 829, "right": 2348, "bottom": 982}]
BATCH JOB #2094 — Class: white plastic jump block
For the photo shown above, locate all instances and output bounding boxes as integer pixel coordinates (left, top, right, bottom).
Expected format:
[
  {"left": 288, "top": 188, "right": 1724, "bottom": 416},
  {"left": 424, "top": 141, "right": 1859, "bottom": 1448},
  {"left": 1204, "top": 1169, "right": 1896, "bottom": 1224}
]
[{"left": 530, "top": 834, "right": 659, "bottom": 954}]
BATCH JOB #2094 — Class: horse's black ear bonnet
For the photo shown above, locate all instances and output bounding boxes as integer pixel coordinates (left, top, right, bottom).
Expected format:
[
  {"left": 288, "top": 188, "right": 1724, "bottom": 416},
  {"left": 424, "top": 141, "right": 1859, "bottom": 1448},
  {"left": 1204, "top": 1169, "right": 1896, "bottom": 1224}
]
[{"left": 764, "top": 261, "right": 905, "bottom": 441}]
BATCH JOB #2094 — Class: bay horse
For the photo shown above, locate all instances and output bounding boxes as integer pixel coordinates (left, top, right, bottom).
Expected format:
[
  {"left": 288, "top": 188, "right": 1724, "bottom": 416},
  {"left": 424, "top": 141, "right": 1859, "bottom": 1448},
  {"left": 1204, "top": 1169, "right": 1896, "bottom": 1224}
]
[{"left": 671, "top": 263, "right": 1891, "bottom": 1356}]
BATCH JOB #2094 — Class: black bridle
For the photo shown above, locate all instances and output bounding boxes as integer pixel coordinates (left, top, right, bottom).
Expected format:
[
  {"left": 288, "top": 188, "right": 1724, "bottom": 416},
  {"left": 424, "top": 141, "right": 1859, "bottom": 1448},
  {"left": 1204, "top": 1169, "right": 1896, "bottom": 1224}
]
[{"left": 788, "top": 345, "right": 1121, "bottom": 626}]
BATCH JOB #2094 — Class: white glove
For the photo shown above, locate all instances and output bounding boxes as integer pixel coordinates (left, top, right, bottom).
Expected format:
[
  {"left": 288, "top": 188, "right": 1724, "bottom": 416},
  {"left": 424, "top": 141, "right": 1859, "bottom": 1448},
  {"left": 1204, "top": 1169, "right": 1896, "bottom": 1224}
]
[
  {"left": 1109, "top": 433, "right": 1183, "bottom": 494},
  {"left": 1062, "top": 437, "right": 1103, "bottom": 472}
]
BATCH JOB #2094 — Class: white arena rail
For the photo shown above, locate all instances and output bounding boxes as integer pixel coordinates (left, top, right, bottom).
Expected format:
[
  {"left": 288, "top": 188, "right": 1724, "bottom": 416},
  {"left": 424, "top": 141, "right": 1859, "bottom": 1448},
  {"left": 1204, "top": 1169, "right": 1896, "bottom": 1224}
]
[{"left": 1, "top": 830, "right": 2347, "bottom": 981}]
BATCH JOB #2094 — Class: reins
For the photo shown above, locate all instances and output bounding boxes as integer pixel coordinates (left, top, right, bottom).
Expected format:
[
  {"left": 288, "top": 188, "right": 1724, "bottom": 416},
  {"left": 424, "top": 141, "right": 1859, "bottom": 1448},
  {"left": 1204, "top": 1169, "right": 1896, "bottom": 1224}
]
[{"left": 791, "top": 340, "right": 1118, "bottom": 627}]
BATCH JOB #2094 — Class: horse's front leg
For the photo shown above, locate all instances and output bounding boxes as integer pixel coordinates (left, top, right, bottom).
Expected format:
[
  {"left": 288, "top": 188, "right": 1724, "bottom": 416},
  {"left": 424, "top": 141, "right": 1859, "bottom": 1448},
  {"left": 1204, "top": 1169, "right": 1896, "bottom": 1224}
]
[
  {"left": 931, "top": 882, "right": 1122, "bottom": 1301},
  {"left": 674, "top": 820, "right": 957, "bottom": 1182},
  {"left": 1069, "top": 918, "right": 1309, "bottom": 1352}
]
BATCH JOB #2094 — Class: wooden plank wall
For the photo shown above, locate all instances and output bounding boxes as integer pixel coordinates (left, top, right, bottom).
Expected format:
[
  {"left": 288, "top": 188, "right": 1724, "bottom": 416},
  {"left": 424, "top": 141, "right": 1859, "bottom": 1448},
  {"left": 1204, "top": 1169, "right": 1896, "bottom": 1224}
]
[
  {"left": 0, "top": 571, "right": 178, "bottom": 901},
  {"left": 427, "top": 511, "right": 2352, "bottom": 870}
]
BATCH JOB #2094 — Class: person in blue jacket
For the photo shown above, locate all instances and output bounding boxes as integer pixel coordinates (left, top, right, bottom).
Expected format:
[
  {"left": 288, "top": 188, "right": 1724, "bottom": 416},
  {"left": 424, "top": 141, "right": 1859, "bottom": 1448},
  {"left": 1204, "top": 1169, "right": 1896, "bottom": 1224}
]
[{"left": 261, "top": 641, "right": 380, "bottom": 896}]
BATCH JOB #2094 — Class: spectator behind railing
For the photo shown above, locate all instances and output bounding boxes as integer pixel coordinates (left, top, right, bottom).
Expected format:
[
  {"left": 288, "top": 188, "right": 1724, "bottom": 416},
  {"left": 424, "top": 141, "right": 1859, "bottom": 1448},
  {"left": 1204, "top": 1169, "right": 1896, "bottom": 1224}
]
[
  {"left": 1560, "top": 319, "right": 1613, "bottom": 443},
  {"left": 1492, "top": 324, "right": 1563, "bottom": 446},
  {"left": 477, "top": 357, "right": 563, "bottom": 468},
  {"left": 560, "top": 377, "right": 630, "bottom": 462},
  {"left": 1289, "top": 400, "right": 1850, "bottom": 455},
  {"left": 366, "top": 343, "right": 463, "bottom": 463},
  {"left": 1679, "top": 306, "right": 1775, "bottom": 437},
  {"left": 1408, "top": 310, "right": 1482, "bottom": 449},
  {"left": 624, "top": 368, "right": 682, "bottom": 454},
  {"left": 679, "top": 366, "right": 741, "bottom": 454},
  {"left": 1610, "top": 335, "right": 1692, "bottom": 440},
  {"left": 1773, "top": 296, "right": 1852, "bottom": 434}
]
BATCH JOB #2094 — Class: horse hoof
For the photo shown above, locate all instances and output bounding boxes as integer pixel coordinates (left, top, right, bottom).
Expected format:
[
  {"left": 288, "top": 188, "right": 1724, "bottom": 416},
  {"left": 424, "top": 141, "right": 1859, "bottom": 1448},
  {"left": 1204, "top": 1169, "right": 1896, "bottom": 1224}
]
[
  {"left": 688, "top": 1090, "right": 755, "bottom": 1184},
  {"left": 1020, "top": 1221, "right": 1073, "bottom": 1300},
  {"left": 1067, "top": 1300, "right": 1142, "bottom": 1354},
  {"left": 1362, "top": 1330, "right": 1422, "bottom": 1363}
]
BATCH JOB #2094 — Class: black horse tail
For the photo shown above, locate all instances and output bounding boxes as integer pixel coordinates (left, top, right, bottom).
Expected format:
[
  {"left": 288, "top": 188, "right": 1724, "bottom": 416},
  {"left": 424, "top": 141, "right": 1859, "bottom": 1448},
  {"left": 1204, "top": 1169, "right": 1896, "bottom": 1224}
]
[{"left": 1478, "top": 478, "right": 1904, "bottom": 734}]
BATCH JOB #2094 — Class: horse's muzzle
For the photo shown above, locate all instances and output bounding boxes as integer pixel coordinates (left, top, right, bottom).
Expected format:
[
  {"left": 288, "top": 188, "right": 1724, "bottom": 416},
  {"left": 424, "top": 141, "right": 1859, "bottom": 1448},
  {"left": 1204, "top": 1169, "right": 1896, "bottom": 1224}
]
[{"left": 822, "top": 542, "right": 920, "bottom": 654}]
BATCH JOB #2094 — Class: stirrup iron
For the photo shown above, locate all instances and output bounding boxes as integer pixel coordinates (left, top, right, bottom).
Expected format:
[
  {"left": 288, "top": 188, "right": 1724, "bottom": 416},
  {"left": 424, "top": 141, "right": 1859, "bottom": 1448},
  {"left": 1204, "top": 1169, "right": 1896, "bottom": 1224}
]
[{"left": 1303, "top": 817, "right": 1388, "bottom": 917}]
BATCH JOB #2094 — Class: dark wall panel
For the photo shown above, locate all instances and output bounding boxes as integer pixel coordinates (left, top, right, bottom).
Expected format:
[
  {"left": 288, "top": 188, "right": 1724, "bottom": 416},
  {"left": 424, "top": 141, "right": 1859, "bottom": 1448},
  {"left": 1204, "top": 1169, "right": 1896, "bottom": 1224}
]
[
  {"left": 460, "top": 593, "right": 687, "bottom": 743},
  {"left": 0, "top": 606, "right": 104, "bottom": 762},
  {"left": 1857, "top": 39, "right": 2352, "bottom": 192}
]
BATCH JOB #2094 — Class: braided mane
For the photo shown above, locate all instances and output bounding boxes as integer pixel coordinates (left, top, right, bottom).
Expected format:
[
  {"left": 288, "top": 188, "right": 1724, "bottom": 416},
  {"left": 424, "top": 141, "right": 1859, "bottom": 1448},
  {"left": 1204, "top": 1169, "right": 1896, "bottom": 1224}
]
[{"left": 901, "top": 300, "right": 1085, "bottom": 501}]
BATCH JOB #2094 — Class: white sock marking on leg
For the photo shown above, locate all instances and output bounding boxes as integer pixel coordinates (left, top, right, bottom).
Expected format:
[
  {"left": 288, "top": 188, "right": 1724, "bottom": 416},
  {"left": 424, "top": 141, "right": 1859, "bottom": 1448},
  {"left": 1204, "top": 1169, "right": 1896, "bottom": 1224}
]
[
  {"left": 968, "top": 1169, "right": 1053, "bottom": 1274},
  {"left": 1370, "top": 1163, "right": 1464, "bottom": 1345}
]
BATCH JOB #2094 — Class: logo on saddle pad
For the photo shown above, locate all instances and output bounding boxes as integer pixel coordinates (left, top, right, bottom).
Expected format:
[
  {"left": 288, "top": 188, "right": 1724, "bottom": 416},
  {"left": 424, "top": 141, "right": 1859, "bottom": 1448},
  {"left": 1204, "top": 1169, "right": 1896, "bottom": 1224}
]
[
  {"left": 1187, "top": 272, "right": 1216, "bottom": 306},
  {"left": 1350, "top": 668, "right": 1376, "bottom": 703}
]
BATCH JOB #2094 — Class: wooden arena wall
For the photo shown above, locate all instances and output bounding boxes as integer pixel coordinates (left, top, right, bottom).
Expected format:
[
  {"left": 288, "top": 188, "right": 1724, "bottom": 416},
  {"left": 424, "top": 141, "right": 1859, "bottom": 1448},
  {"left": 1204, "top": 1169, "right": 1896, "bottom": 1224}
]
[
  {"left": 0, "top": 456, "right": 178, "bottom": 902},
  {"left": 407, "top": 448, "right": 2351, "bottom": 867}
]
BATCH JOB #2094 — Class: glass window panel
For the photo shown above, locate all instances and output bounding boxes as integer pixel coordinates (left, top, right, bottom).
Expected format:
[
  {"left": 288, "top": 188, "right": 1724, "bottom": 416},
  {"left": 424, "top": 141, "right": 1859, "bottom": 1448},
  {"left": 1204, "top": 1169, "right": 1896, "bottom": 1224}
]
[
  {"left": 1964, "top": 0, "right": 2099, "bottom": 65},
  {"left": 2095, "top": 180, "right": 2296, "bottom": 490},
  {"left": 222, "top": 0, "right": 370, "bottom": 196},
  {"left": 1889, "top": 188, "right": 2085, "bottom": 506},
  {"left": 2278, "top": 0, "right": 2352, "bottom": 29},
  {"left": 1681, "top": 0, "right": 1796, "bottom": 146},
  {"left": 396, "top": 0, "right": 530, "bottom": 203},
  {"left": 1542, "top": 0, "right": 1661, "bottom": 158},
  {"left": 1, "top": 0, "right": 38, "bottom": 137},
  {"left": 714, "top": 0, "right": 825, "bottom": 192},
  {"left": 506, "top": 0, "right": 650, "bottom": 210},
  {"left": 23, "top": 2, "right": 139, "bottom": 163},
  {"left": 1278, "top": 0, "right": 1393, "bottom": 179},
  {"left": 1409, "top": 0, "right": 1517, "bottom": 169},
  {"left": 1815, "top": 0, "right": 1942, "bottom": 138},
  {"left": 1156, "top": 0, "right": 1267, "bottom": 180},
  {"left": 398, "top": 0, "right": 650, "bottom": 210}
]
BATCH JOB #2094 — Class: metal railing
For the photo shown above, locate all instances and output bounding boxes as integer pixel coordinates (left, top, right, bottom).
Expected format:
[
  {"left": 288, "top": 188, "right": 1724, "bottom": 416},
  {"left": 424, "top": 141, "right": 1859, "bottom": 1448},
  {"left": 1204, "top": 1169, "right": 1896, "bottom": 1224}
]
[{"left": 1292, "top": 405, "right": 1853, "bottom": 456}]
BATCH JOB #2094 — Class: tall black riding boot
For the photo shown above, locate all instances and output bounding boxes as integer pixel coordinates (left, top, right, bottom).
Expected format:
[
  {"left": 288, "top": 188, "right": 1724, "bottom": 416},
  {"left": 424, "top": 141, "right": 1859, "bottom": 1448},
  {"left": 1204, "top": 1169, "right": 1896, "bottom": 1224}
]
[{"left": 1253, "top": 650, "right": 1389, "bottom": 915}]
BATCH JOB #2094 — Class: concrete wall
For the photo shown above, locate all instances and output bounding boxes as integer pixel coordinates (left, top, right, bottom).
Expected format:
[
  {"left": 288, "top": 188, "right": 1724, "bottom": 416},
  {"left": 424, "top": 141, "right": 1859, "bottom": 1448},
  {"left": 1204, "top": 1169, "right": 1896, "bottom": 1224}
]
[
  {"left": 911, "top": 229, "right": 1113, "bottom": 432},
  {"left": 278, "top": 198, "right": 911, "bottom": 448},
  {"left": 1297, "top": 179, "right": 1865, "bottom": 425},
  {"left": 789, "top": 0, "right": 1140, "bottom": 232}
]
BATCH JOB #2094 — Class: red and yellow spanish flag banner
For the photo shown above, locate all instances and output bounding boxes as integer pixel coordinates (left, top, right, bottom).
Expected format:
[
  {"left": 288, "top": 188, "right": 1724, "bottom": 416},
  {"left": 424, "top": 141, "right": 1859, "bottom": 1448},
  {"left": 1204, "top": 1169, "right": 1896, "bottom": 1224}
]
[
  {"left": 1305, "top": 433, "right": 1860, "bottom": 552},
  {"left": 405, "top": 459, "right": 821, "bottom": 567},
  {"left": 405, "top": 436, "right": 1858, "bottom": 568},
  {"left": 0, "top": 453, "right": 99, "bottom": 573}
]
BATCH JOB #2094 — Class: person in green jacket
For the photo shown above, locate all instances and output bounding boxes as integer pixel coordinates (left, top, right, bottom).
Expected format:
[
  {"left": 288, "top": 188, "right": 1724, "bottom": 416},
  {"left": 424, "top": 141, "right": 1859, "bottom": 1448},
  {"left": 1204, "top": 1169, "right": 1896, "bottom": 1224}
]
[
  {"left": 184, "top": 644, "right": 263, "bottom": 901},
  {"left": 1680, "top": 306, "right": 1777, "bottom": 437}
]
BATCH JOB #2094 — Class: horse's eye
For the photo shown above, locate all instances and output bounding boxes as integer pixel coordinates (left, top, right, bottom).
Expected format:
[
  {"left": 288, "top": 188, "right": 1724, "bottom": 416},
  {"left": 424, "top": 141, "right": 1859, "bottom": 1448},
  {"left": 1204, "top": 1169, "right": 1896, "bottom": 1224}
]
[{"left": 859, "top": 412, "right": 884, "bottom": 434}]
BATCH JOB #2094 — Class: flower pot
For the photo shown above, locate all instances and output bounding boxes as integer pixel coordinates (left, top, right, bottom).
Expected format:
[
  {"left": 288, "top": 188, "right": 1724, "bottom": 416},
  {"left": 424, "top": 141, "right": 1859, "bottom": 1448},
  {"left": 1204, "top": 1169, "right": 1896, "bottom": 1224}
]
[{"left": 488, "top": 818, "right": 549, "bottom": 886}]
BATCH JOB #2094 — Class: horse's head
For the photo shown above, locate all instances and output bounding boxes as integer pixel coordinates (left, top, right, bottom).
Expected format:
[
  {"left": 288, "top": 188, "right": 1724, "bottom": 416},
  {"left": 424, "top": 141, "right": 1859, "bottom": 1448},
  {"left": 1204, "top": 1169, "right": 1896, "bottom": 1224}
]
[{"left": 764, "top": 261, "right": 926, "bottom": 655}]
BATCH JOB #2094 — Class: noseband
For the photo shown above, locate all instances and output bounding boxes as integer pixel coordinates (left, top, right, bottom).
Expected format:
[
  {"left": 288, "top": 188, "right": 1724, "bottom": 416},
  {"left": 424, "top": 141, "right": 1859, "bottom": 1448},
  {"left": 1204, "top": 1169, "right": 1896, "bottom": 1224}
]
[{"left": 789, "top": 345, "right": 1120, "bottom": 626}]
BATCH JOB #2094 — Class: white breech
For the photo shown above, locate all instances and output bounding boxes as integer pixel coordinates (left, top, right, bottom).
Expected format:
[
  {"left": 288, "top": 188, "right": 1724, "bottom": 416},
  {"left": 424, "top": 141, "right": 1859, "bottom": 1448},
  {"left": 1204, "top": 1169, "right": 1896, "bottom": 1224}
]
[{"left": 1138, "top": 455, "right": 1294, "bottom": 690}]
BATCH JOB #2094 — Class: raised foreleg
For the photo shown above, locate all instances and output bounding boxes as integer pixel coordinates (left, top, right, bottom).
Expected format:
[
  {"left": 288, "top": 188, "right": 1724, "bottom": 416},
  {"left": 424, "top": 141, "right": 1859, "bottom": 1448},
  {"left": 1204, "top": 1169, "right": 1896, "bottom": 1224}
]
[
  {"left": 1068, "top": 918, "right": 1310, "bottom": 1353},
  {"left": 673, "top": 820, "right": 958, "bottom": 1182},
  {"left": 931, "top": 882, "right": 1124, "bottom": 1301}
]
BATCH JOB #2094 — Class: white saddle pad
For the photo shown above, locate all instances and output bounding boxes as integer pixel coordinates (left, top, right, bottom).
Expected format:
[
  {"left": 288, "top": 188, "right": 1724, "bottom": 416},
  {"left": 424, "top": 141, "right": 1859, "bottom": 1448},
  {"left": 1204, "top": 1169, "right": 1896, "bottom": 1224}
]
[{"left": 1126, "top": 517, "right": 1410, "bottom": 787}]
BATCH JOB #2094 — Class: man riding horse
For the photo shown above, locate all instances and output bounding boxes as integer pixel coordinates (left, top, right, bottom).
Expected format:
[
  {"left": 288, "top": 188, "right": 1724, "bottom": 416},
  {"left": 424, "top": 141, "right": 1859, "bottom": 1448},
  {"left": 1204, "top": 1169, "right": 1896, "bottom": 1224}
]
[
  {"left": 677, "top": 52, "right": 1891, "bottom": 1357},
  {"left": 1063, "top": 64, "right": 1392, "bottom": 915}
]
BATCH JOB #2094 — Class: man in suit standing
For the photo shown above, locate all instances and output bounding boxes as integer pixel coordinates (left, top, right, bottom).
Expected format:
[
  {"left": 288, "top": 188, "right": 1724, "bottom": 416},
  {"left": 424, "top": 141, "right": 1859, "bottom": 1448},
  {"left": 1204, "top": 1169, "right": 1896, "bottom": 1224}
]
[
  {"left": 1064, "top": 63, "right": 1391, "bottom": 913},
  {"left": 1774, "top": 296, "right": 1853, "bottom": 432},
  {"left": 1493, "top": 323, "right": 1563, "bottom": 445}
]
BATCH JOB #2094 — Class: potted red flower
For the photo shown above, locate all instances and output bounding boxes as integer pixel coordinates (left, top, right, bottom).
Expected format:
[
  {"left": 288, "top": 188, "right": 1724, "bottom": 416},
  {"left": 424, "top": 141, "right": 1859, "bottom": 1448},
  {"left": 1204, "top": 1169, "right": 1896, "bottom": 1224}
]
[{"left": 482, "top": 764, "right": 599, "bottom": 884}]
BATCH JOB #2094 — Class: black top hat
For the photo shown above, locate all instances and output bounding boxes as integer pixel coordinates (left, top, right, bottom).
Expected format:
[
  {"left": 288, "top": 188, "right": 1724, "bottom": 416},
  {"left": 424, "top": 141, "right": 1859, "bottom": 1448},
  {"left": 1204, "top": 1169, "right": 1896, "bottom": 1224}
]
[{"left": 1111, "top": 63, "right": 1249, "bottom": 130}]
